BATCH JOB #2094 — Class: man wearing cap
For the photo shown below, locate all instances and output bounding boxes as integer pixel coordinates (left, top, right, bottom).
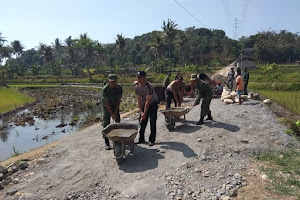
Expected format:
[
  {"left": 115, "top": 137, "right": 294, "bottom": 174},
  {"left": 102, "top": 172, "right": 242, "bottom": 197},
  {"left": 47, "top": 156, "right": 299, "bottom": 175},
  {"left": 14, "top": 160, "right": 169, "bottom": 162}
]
[
  {"left": 102, "top": 74, "right": 123, "bottom": 150},
  {"left": 165, "top": 76, "right": 186, "bottom": 109},
  {"left": 226, "top": 67, "right": 235, "bottom": 91},
  {"left": 194, "top": 73, "right": 213, "bottom": 125},
  {"left": 185, "top": 74, "right": 197, "bottom": 98},
  {"left": 135, "top": 71, "right": 158, "bottom": 146}
]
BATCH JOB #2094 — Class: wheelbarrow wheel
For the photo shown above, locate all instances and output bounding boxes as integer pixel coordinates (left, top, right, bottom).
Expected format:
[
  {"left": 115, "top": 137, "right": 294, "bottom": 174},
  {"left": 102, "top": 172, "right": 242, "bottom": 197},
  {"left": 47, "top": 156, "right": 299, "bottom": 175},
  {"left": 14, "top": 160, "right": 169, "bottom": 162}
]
[
  {"left": 114, "top": 143, "right": 122, "bottom": 158},
  {"left": 116, "top": 157, "right": 123, "bottom": 164},
  {"left": 166, "top": 121, "right": 175, "bottom": 131}
]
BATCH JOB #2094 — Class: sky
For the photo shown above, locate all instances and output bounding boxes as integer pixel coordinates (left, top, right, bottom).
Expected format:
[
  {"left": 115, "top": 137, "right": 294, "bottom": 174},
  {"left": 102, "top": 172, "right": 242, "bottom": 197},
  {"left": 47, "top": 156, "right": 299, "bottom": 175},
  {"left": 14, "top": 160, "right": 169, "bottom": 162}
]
[{"left": 1, "top": 0, "right": 300, "bottom": 50}]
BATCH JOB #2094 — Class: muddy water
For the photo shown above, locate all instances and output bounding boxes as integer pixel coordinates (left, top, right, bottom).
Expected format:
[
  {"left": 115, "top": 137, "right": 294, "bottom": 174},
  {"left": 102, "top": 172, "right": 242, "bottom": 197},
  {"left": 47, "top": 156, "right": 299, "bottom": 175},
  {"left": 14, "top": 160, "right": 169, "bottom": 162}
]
[{"left": 0, "top": 88, "right": 103, "bottom": 161}]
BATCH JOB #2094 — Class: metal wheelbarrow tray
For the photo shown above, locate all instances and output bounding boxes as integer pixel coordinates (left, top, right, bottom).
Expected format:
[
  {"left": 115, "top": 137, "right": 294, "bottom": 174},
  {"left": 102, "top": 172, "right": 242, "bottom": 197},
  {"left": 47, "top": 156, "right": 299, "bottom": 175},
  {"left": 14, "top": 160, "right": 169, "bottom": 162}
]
[
  {"left": 160, "top": 107, "right": 192, "bottom": 130},
  {"left": 102, "top": 123, "right": 139, "bottom": 163}
]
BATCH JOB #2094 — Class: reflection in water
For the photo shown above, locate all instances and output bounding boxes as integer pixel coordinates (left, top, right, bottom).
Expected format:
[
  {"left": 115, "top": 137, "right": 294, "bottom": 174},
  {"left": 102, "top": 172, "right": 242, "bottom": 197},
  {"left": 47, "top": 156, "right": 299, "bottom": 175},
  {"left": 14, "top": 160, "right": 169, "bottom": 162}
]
[{"left": 0, "top": 103, "right": 102, "bottom": 161}]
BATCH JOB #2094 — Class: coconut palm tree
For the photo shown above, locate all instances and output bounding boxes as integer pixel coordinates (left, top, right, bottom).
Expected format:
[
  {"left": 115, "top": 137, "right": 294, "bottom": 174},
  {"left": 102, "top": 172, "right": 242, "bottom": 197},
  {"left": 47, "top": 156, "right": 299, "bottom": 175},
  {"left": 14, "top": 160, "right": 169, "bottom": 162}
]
[
  {"left": 0, "top": 33, "right": 11, "bottom": 87},
  {"left": 176, "top": 32, "right": 188, "bottom": 68},
  {"left": 80, "top": 33, "right": 88, "bottom": 39},
  {"left": 162, "top": 19, "right": 178, "bottom": 71},
  {"left": 150, "top": 33, "right": 166, "bottom": 72},
  {"left": 115, "top": 34, "right": 126, "bottom": 67},
  {"left": 0, "top": 32, "right": 7, "bottom": 48},
  {"left": 40, "top": 46, "right": 54, "bottom": 74},
  {"left": 11, "top": 40, "right": 24, "bottom": 58},
  {"left": 64, "top": 36, "right": 79, "bottom": 75},
  {"left": 52, "top": 38, "right": 62, "bottom": 56}
]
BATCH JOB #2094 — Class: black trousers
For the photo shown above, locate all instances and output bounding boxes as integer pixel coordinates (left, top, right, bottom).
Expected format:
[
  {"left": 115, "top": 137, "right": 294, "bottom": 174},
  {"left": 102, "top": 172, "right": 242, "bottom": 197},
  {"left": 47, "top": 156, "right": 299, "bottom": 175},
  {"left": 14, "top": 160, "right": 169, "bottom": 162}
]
[
  {"left": 139, "top": 102, "right": 158, "bottom": 143},
  {"left": 165, "top": 89, "right": 179, "bottom": 109}
]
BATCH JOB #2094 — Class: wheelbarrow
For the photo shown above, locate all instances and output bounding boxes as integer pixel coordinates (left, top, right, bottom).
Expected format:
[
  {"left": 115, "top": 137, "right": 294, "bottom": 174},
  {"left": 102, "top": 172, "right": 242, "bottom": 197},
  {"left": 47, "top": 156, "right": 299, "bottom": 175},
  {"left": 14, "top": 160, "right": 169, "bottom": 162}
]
[
  {"left": 102, "top": 123, "right": 139, "bottom": 163},
  {"left": 160, "top": 106, "right": 194, "bottom": 131}
]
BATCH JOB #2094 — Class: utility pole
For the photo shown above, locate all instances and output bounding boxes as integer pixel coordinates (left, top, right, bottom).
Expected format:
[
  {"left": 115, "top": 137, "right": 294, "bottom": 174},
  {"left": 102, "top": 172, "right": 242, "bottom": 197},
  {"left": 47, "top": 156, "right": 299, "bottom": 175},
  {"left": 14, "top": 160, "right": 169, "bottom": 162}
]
[
  {"left": 234, "top": 18, "right": 239, "bottom": 40},
  {"left": 240, "top": 53, "right": 243, "bottom": 70}
]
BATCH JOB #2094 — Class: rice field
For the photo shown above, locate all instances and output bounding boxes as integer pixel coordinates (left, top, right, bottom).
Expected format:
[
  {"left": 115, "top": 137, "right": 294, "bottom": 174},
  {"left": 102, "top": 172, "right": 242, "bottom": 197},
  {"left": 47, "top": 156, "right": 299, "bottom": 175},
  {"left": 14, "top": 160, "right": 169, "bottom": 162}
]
[
  {"left": 0, "top": 87, "right": 35, "bottom": 114},
  {"left": 258, "top": 90, "right": 300, "bottom": 115}
]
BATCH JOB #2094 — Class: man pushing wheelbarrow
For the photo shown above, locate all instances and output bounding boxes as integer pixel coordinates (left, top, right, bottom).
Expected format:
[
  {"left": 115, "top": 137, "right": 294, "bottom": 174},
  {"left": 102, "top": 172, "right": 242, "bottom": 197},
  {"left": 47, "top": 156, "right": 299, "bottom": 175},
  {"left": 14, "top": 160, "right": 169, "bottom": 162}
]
[{"left": 194, "top": 73, "right": 213, "bottom": 125}]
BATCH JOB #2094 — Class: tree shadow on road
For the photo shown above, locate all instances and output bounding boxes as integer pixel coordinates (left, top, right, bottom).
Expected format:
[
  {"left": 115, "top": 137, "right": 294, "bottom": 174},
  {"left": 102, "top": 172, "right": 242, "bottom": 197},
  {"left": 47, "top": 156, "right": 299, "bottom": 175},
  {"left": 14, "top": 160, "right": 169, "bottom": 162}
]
[
  {"left": 118, "top": 145, "right": 164, "bottom": 173},
  {"left": 156, "top": 141, "right": 197, "bottom": 158},
  {"left": 204, "top": 121, "right": 240, "bottom": 132}
]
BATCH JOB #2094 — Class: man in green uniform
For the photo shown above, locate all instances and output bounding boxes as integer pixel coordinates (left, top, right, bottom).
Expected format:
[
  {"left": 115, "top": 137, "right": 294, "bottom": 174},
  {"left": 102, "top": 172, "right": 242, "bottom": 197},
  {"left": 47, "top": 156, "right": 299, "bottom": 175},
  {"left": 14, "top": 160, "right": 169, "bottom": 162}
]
[
  {"left": 243, "top": 67, "right": 249, "bottom": 95},
  {"left": 194, "top": 73, "right": 213, "bottom": 125},
  {"left": 163, "top": 72, "right": 171, "bottom": 89},
  {"left": 102, "top": 74, "right": 123, "bottom": 150}
]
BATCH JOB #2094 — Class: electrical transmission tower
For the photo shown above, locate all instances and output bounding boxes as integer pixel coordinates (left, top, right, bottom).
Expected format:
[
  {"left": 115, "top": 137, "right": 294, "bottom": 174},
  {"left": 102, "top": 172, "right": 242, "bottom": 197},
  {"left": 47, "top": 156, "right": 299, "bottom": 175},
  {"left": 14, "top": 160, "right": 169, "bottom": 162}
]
[{"left": 233, "top": 18, "right": 239, "bottom": 40}]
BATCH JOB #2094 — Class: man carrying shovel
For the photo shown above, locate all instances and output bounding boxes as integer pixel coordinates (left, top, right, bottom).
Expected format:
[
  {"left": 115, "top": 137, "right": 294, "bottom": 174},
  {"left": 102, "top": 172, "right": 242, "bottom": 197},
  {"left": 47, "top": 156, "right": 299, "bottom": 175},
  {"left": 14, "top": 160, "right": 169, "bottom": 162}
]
[
  {"left": 102, "top": 74, "right": 123, "bottom": 150},
  {"left": 194, "top": 73, "right": 213, "bottom": 125}
]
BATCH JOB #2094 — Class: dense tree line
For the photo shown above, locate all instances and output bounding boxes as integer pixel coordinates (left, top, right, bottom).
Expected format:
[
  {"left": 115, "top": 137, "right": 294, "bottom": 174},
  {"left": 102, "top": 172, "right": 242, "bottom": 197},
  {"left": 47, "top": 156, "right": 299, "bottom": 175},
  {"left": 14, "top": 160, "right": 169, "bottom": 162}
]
[{"left": 1, "top": 19, "right": 300, "bottom": 85}]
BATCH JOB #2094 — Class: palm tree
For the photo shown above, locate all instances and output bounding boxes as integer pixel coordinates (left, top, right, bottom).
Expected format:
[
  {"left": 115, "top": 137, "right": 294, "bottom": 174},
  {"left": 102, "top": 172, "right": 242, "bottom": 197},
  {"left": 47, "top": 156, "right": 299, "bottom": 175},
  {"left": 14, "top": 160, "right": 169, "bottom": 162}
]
[
  {"left": 150, "top": 33, "right": 165, "bottom": 72},
  {"left": 11, "top": 40, "right": 24, "bottom": 57},
  {"left": 64, "top": 36, "right": 73, "bottom": 47},
  {"left": 0, "top": 33, "right": 11, "bottom": 87},
  {"left": 52, "top": 38, "right": 62, "bottom": 56},
  {"left": 64, "top": 36, "right": 78, "bottom": 75},
  {"left": 80, "top": 33, "right": 88, "bottom": 39},
  {"left": 115, "top": 34, "right": 126, "bottom": 67},
  {"left": 0, "top": 32, "right": 7, "bottom": 48},
  {"left": 40, "top": 46, "right": 54, "bottom": 74},
  {"left": 176, "top": 32, "right": 188, "bottom": 68},
  {"left": 37, "top": 43, "right": 46, "bottom": 53},
  {"left": 162, "top": 19, "right": 178, "bottom": 71}
]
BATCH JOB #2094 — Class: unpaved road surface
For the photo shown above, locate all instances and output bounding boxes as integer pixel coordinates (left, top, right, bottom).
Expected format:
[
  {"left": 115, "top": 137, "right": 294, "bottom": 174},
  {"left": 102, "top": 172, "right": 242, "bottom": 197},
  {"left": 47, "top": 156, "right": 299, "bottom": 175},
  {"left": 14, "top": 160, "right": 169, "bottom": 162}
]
[{"left": 1, "top": 96, "right": 299, "bottom": 199}]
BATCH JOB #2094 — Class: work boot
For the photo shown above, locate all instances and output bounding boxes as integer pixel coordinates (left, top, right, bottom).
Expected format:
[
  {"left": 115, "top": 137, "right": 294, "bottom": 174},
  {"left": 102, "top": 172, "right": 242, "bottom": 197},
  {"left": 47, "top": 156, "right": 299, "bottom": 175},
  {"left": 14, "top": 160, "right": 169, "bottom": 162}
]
[
  {"left": 105, "top": 145, "right": 112, "bottom": 150},
  {"left": 135, "top": 139, "right": 146, "bottom": 144},
  {"left": 105, "top": 139, "right": 112, "bottom": 150},
  {"left": 196, "top": 116, "right": 204, "bottom": 125},
  {"left": 149, "top": 142, "right": 154, "bottom": 146},
  {"left": 206, "top": 114, "right": 213, "bottom": 120}
]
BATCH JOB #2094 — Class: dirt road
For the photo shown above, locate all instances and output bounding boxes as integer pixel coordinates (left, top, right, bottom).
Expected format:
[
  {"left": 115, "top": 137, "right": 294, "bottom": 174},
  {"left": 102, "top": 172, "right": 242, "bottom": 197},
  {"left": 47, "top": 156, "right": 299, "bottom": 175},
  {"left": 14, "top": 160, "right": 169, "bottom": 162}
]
[
  {"left": 1, "top": 66, "right": 299, "bottom": 200},
  {"left": 1, "top": 96, "right": 298, "bottom": 200}
]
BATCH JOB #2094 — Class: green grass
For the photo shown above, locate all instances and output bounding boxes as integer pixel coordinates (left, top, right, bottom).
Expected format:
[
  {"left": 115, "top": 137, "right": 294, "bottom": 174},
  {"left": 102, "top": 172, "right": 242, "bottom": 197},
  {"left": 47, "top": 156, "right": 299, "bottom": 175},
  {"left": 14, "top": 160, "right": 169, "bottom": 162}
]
[
  {"left": 254, "top": 149, "right": 300, "bottom": 198},
  {"left": 257, "top": 90, "right": 300, "bottom": 115},
  {"left": 249, "top": 64, "right": 300, "bottom": 116},
  {"left": 10, "top": 151, "right": 21, "bottom": 158},
  {"left": 6, "top": 65, "right": 221, "bottom": 85},
  {"left": 0, "top": 87, "right": 35, "bottom": 114}
]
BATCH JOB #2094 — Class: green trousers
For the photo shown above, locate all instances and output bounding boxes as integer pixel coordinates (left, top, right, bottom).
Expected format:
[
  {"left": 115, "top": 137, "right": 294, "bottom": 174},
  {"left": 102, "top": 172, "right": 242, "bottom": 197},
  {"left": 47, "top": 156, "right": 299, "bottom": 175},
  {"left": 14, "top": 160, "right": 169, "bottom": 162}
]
[
  {"left": 102, "top": 107, "right": 120, "bottom": 145},
  {"left": 200, "top": 97, "right": 212, "bottom": 117}
]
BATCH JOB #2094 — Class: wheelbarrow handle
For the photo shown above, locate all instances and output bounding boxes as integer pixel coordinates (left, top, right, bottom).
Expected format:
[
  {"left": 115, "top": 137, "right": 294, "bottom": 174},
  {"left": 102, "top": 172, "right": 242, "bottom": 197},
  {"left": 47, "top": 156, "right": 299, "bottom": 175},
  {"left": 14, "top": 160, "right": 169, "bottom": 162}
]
[{"left": 187, "top": 105, "right": 195, "bottom": 113}]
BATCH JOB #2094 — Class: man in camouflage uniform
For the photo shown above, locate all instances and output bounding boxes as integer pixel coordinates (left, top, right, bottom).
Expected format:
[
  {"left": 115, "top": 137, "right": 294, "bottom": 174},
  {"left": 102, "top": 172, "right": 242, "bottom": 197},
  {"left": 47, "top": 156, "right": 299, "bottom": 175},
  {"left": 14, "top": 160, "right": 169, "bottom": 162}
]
[
  {"left": 243, "top": 67, "right": 249, "bottom": 95},
  {"left": 194, "top": 73, "right": 213, "bottom": 125},
  {"left": 102, "top": 74, "right": 123, "bottom": 150},
  {"left": 163, "top": 72, "right": 171, "bottom": 89},
  {"left": 226, "top": 67, "right": 235, "bottom": 91}
]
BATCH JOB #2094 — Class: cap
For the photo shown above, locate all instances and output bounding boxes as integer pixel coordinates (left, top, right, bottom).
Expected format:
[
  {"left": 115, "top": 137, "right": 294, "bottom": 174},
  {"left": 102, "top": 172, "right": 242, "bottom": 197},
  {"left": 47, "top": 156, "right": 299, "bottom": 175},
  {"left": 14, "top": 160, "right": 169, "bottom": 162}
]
[
  {"left": 176, "top": 75, "right": 183, "bottom": 81},
  {"left": 198, "top": 73, "right": 207, "bottom": 80},
  {"left": 190, "top": 74, "right": 197, "bottom": 81},
  {"left": 108, "top": 74, "right": 117, "bottom": 81},
  {"left": 137, "top": 71, "right": 146, "bottom": 77}
]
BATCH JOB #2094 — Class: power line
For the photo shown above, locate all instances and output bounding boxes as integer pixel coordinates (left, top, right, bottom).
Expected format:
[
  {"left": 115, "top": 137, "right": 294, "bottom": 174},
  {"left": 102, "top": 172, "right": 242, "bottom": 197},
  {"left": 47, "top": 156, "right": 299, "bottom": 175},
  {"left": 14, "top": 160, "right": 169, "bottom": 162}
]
[
  {"left": 240, "top": 0, "right": 249, "bottom": 36},
  {"left": 223, "top": 0, "right": 233, "bottom": 36},
  {"left": 173, "top": 0, "right": 207, "bottom": 28},
  {"left": 234, "top": 18, "right": 239, "bottom": 40}
]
